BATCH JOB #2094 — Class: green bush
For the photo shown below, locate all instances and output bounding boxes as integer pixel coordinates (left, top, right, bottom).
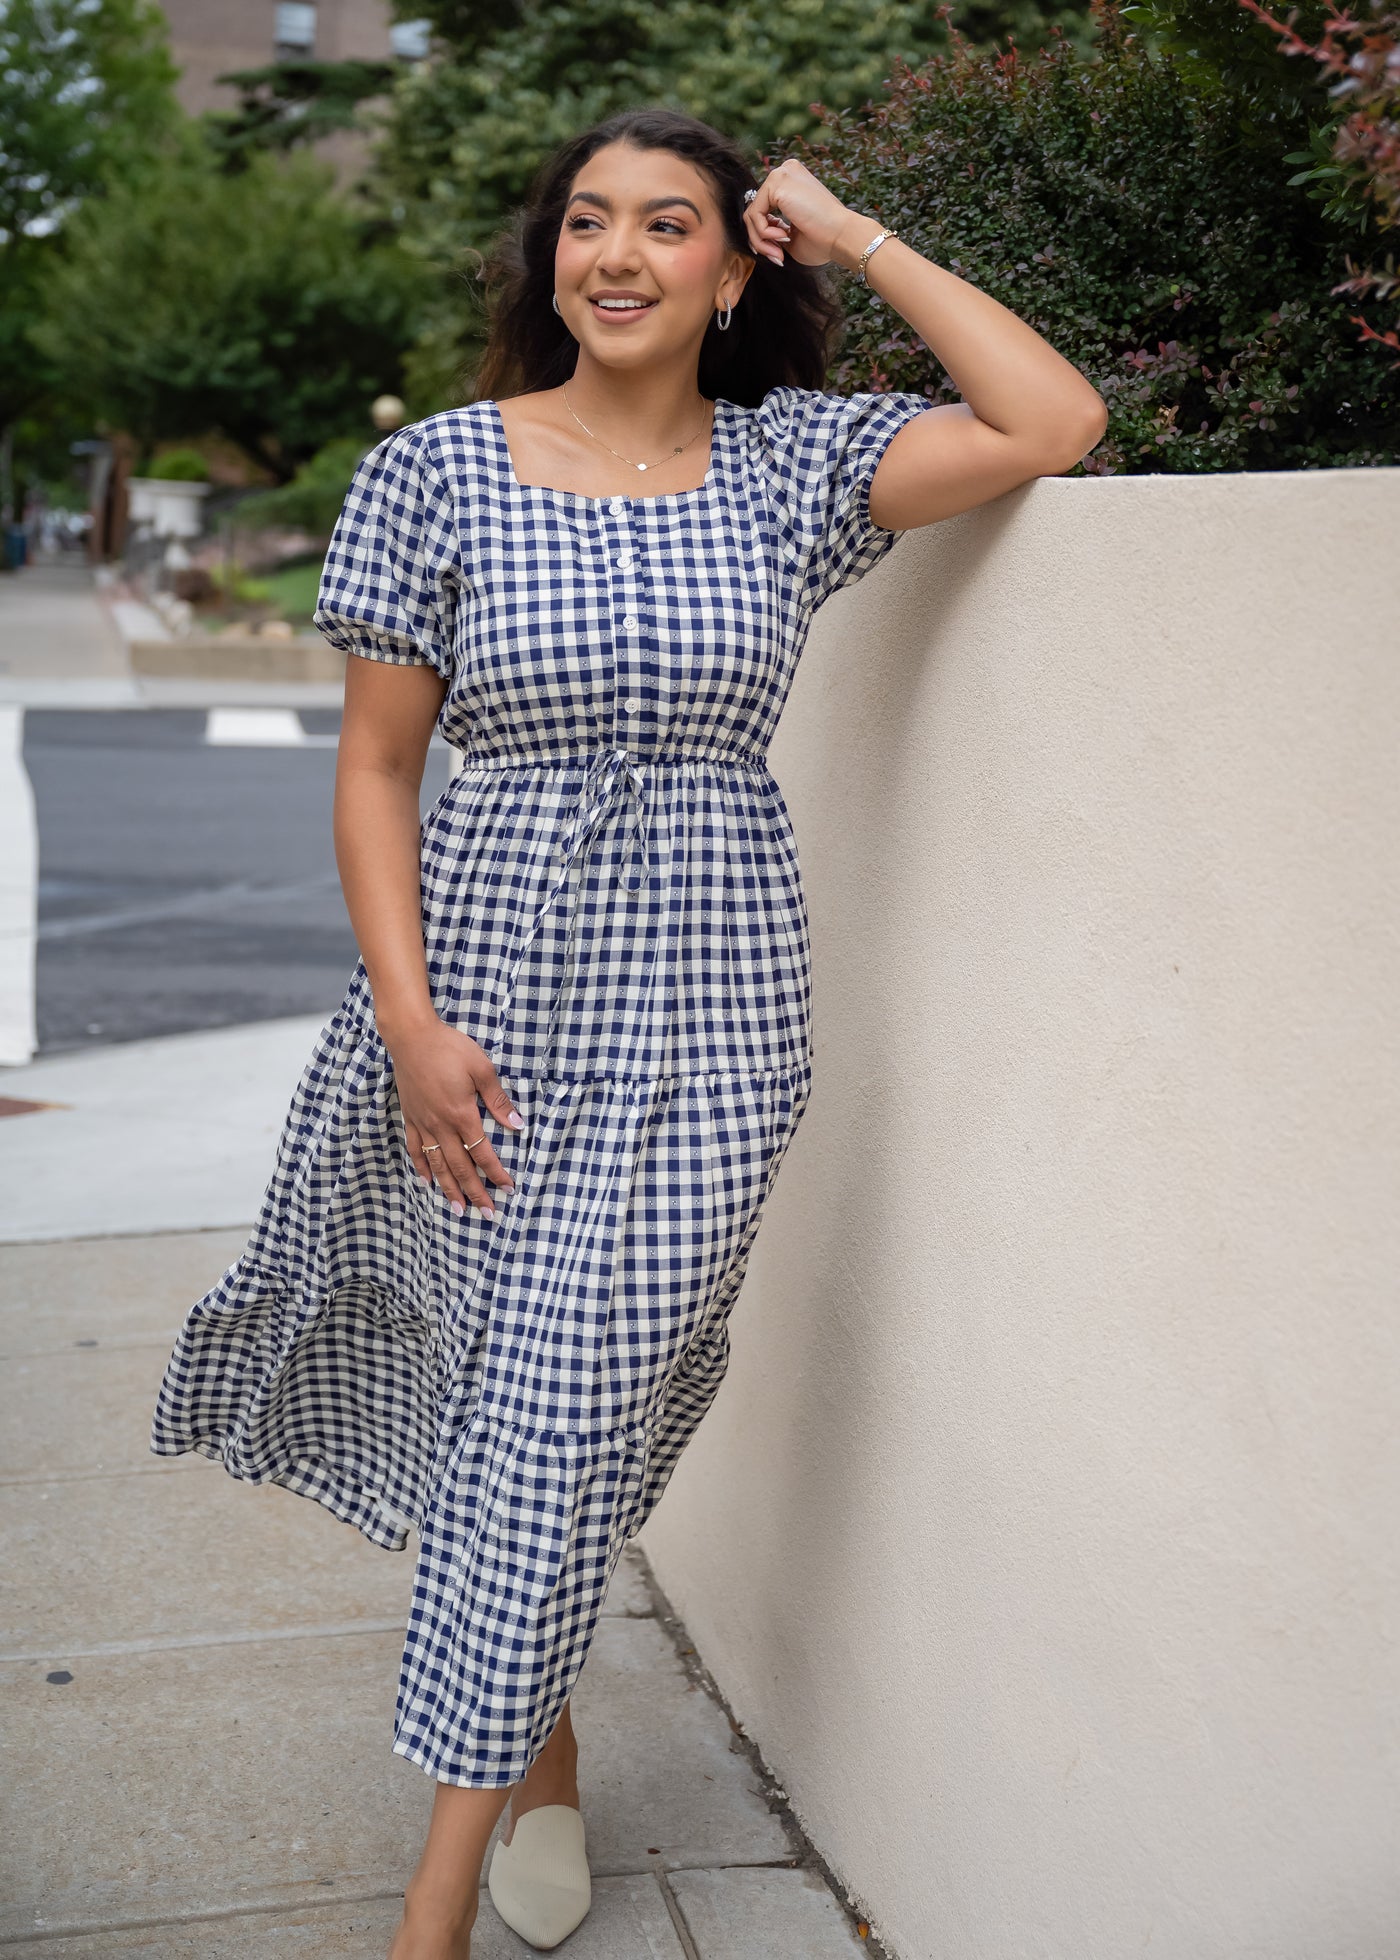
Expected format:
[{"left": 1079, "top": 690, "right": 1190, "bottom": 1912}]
[
  {"left": 145, "top": 447, "right": 210, "bottom": 481},
  {"left": 30, "top": 128, "right": 438, "bottom": 479},
  {"left": 794, "top": 1, "right": 1399, "bottom": 470},
  {"left": 233, "top": 433, "right": 371, "bottom": 534}
]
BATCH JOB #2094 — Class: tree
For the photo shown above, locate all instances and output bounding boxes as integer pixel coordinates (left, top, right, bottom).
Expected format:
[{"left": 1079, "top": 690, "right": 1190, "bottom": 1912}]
[
  {"left": 0, "top": 0, "right": 180, "bottom": 246},
  {"left": 0, "top": 0, "right": 181, "bottom": 510},
  {"left": 199, "top": 57, "right": 399, "bottom": 171},
  {"left": 376, "top": 0, "right": 1096, "bottom": 266},
  {"left": 388, "top": 0, "right": 527, "bottom": 59},
  {"left": 29, "top": 129, "right": 439, "bottom": 479}
]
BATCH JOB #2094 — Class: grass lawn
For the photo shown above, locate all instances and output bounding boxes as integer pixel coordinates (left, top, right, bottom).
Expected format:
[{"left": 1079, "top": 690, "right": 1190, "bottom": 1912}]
[{"left": 246, "top": 554, "right": 324, "bottom": 628}]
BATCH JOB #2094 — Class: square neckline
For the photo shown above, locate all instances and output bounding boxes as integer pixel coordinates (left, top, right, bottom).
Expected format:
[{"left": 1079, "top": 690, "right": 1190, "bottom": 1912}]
[{"left": 484, "top": 395, "right": 728, "bottom": 506}]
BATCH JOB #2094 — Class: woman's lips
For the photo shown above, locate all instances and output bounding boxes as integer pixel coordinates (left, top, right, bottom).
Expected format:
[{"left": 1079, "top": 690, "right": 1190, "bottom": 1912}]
[{"left": 588, "top": 297, "right": 658, "bottom": 323}]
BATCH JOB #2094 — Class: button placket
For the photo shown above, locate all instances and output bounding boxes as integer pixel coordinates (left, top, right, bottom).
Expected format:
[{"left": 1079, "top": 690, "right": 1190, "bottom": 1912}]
[{"left": 606, "top": 497, "right": 647, "bottom": 743}]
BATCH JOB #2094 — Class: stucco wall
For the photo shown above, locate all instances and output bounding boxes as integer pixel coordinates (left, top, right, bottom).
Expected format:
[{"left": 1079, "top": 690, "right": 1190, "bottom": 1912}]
[{"left": 635, "top": 465, "right": 1400, "bottom": 1960}]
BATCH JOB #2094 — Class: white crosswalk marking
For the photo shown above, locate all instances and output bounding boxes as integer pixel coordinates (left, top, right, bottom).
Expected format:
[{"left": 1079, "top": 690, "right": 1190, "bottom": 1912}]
[
  {"left": 0, "top": 705, "right": 38, "bottom": 1066},
  {"left": 205, "top": 707, "right": 308, "bottom": 746}
]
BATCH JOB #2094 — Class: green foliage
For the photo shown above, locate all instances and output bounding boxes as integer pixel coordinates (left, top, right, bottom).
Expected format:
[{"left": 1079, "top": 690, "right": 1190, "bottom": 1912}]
[
  {"left": 145, "top": 447, "right": 210, "bottom": 481},
  {"left": 247, "top": 555, "right": 329, "bottom": 627},
  {"left": 234, "top": 434, "right": 371, "bottom": 533},
  {"left": 793, "top": 7, "right": 1398, "bottom": 470},
  {"left": 208, "top": 560, "right": 272, "bottom": 605},
  {"left": 1119, "top": 0, "right": 1337, "bottom": 124},
  {"left": 370, "top": 0, "right": 1092, "bottom": 396},
  {"left": 388, "top": 0, "right": 1098, "bottom": 261},
  {"left": 0, "top": 0, "right": 181, "bottom": 460},
  {"left": 1260, "top": 0, "right": 1400, "bottom": 368},
  {"left": 199, "top": 57, "right": 399, "bottom": 170},
  {"left": 29, "top": 130, "right": 439, "bottom": 478},
  {"left": 0, "top": 385, "right": 94, "bottom": 512},
  {"left": 0, "top": 0, "right": 180, "bottom": 246},
  {"left": 1121, "top": 0, "right": 1376, "bottom": 230},
  {"left": 388, "top": 0, "right": 526, "bottom": 60}
]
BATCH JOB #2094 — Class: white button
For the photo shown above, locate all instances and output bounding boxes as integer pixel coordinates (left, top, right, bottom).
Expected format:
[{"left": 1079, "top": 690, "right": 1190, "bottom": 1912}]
[
  {"left": 616, "top": 551, "right": 634, "bottom": 568},
  {"left": 621, "top": 614, "right": 639, "bottom": 631},
  {"left": 608, "top": 498, "right": 626, "bottom": 514},
  {"left": 623, "top": 695, "right": 641, "bottom": 713}
]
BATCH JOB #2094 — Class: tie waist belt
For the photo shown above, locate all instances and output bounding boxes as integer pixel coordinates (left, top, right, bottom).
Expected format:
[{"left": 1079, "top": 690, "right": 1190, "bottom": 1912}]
[{"left": 476, "top": 745, "right": 764, "bottom": 1069}]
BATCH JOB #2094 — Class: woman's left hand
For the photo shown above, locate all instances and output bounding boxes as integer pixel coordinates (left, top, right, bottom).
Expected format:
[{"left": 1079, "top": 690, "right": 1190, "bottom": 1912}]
[{"left": 743, "top": 158, "right": 856, "bottom": 270}]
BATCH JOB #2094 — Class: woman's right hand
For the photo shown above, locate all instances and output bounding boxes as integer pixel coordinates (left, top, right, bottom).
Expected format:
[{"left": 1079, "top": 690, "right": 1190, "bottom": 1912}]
[{"left": 382, "top": 1012, "right": 525, "bottom": 1218}]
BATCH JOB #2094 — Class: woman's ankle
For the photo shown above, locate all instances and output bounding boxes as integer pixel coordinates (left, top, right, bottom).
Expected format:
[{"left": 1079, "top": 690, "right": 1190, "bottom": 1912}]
[
  {"left": 503, "top": 1763, "right": 581, "bottom": 1842},
  {"left": 402, "top": 1872, "right": 479, "bottom": 1935}
]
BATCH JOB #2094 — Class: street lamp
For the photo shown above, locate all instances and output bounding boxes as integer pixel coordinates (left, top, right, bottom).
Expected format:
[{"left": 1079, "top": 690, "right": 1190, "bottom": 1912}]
[{"left": 370, "top": 395, "right": 406, "bottom": 432}]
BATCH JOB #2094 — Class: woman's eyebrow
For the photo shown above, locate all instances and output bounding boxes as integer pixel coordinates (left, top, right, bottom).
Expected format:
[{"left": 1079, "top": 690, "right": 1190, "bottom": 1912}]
[{"left": 565, "top": 190, "right": 703, "bottom": 220}]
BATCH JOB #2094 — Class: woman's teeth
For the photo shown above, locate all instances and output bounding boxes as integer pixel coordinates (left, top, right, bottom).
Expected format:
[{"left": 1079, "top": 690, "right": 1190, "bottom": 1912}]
[{"left": 593, "top": 298, "right": 656, "bottom": 312}]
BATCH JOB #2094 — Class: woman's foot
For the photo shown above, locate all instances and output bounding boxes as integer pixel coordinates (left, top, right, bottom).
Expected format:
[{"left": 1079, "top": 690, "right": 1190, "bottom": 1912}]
[
  {"left": 488, "top": 1805, "right": 590, "bottom": 1950},
  {"left": 387, "top": 1774, "right": 512, "bottom": 1960},
  {"left": 387, "top": 1878, "right": 478, "bottom": 1959}
]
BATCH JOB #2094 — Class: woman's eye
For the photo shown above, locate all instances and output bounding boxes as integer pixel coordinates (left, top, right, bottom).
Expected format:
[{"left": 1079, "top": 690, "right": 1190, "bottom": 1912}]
[{"left": 565, "top": 216, "right": 686, "bottom": 235}]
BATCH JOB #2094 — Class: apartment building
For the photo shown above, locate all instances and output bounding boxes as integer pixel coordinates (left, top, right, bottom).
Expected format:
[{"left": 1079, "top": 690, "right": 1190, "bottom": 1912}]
[{"left": 157, "top": 2, "right": 431, "bottom": 178}]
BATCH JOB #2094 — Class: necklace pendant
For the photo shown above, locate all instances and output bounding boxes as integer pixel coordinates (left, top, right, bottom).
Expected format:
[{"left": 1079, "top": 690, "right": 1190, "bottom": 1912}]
[{"left": 636, "top": 461, "right": 648, "bottom": 472}]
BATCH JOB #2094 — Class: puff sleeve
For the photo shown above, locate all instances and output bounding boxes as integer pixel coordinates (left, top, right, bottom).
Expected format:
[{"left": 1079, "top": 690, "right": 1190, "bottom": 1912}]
[
  {"left": 312, "top": 424, "right": 458, "bottom": 681},
  {"left": 755, "top": 384, "right": 934, "bottom": 610}
]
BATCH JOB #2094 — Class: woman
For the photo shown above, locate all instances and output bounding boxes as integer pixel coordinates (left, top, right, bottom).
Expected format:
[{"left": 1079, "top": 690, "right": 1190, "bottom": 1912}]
[{"left": 151, "top": 106, "right": 1105, "bottom": 1959}]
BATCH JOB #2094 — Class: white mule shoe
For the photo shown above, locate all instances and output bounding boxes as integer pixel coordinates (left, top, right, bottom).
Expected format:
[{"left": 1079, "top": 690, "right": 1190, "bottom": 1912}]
[{"left": 487, "top": 1802, "right": 592, "bottom": 1949}]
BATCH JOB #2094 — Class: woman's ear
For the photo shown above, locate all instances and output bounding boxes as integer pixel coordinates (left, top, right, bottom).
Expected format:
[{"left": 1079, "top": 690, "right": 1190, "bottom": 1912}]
[{"left": 724, "top": 252, "right": 759, "bottom": 307}]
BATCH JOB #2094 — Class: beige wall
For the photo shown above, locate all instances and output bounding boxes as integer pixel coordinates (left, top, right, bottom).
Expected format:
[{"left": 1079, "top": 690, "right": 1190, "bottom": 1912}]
[{"left": 636, "top": 466, "right": 1400, "bottom": 1959}]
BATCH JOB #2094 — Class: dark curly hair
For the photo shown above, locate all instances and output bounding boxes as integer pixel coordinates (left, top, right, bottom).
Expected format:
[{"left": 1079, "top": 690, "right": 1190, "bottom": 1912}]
[{"left": 469, "top": 106, "right": 844, "bottom": 408}]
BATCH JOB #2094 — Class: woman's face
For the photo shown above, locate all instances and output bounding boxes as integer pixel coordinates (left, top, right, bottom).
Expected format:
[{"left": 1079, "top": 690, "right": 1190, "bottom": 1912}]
[{"left": 553, "top": 140, "right": 751, "bottom": 372}]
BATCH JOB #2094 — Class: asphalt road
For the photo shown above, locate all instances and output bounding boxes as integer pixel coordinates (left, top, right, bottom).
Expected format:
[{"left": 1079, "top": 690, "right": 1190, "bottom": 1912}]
[{"left": 23, "top": 708, "right": 454, "bottom": 1056}]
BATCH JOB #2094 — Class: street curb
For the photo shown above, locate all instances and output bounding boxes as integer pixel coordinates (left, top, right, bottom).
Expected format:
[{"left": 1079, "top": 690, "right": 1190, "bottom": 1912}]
[{"left": 128, "top": 637, "right": 346, "bottom": 683}]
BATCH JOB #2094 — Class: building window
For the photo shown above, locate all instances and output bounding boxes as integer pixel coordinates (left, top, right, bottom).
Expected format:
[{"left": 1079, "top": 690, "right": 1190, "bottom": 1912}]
[
  {"left": 389, "top": 17, "right": 432, "bottom": 61},
  {"left": 274, "top": 3, "right": 316, "bottom": 56}
]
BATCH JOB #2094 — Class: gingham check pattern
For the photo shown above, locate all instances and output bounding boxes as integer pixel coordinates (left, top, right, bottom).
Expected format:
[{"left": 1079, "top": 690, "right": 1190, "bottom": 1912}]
[{"left": 149, "top": 383, "right": 932, "bottom": 1786}]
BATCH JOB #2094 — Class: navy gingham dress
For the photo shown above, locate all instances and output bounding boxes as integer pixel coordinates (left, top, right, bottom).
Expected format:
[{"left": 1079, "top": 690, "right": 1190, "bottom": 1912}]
[{"left": 149, "top": 384, "right": 932, "bottom": 1787}]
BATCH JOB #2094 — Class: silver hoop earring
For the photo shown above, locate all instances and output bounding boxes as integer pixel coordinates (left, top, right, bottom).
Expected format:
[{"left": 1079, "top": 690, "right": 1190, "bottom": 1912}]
[
  {"left": 552, "top": 292, "right": 561, "bottom": 315},
  {"left": 715, "top": 298, "right": 732, "bottom": 331}
]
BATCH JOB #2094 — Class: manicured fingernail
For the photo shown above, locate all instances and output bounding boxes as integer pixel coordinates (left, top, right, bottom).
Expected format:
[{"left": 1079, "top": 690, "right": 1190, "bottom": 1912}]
[
  {"left": 507, "top": 1110, "right": 525, "bottom": 1128},
  {"left": 450, "top": 1199, "right": 465, "bottom": 1217},
  {"left": 480, "top": 1204, "right": 495, "bottom": 1219}
]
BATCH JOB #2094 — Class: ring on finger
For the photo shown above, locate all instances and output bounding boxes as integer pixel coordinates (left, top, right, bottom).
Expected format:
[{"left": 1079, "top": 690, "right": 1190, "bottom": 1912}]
[
  {"left": 423, "top": 1143, "right": 442, "bottom": 1155},
  {"left": 463, "top": 1134, "right": 486, "bottom": 1151}
]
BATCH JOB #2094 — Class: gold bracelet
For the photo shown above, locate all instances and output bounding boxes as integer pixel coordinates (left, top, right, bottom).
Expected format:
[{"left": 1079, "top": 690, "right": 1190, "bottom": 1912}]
[{"left": 855, "top": 227, "right": 899, "bottom": 285}]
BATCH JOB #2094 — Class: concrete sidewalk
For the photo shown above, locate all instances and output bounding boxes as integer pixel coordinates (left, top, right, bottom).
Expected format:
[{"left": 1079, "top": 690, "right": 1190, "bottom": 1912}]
[
  {"left": 0, "top": 556, "right": 131, "bottom": 690},
  {"left": 0, "top": 556, "right": 347, "bottom": 709},
  {"left": 0, "top": 1018, "right": 878, "bottom": 1957}
]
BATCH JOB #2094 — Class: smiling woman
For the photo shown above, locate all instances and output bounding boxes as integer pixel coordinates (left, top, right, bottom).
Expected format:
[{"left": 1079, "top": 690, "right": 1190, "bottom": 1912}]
[{"left": 148, "top": 101, "right": 1106, "bottom": 1960}]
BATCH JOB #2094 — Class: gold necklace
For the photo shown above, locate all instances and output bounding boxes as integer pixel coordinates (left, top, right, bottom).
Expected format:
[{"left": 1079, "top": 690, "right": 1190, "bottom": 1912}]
[{"left": 560, "top": 386, "right": 712, "bottom": 474}]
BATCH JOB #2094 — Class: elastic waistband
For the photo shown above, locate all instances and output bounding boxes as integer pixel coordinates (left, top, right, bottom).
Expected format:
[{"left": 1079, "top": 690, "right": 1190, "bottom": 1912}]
[{"left": 450, "top": 743, "right": 768, "bottom": 771}]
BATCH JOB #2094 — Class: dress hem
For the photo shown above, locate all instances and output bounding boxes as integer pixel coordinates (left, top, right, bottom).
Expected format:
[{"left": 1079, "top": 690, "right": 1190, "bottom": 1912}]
[
  {"left": 392, "top": 1735, "right": 525, "bottom": 1789},
  {"left": 149, "top": 1434, "right": 417, "bottom": 1553}
]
